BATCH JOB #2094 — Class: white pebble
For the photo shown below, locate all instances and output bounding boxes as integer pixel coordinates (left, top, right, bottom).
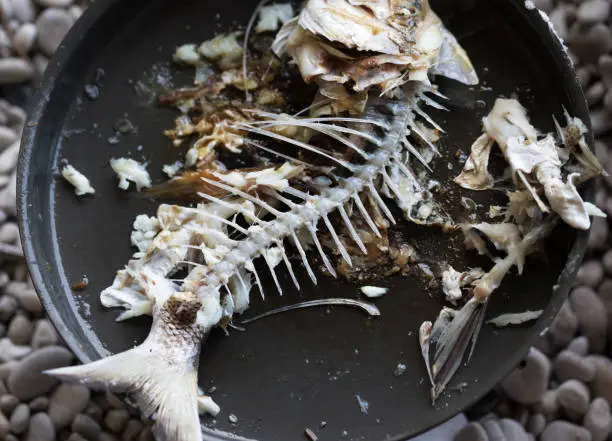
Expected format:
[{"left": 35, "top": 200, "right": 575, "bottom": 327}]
[
  {"left": 12, "top": 23, "right": 36, "bottom": 55},
  {"left": 11, "top": 0, "right": 35, "bottom": 23}
]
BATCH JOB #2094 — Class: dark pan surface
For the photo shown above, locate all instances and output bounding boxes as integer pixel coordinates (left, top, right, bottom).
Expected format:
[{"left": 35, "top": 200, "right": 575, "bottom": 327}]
[{"left": 18, "top": 0, "right": 593, "bottom": 440}]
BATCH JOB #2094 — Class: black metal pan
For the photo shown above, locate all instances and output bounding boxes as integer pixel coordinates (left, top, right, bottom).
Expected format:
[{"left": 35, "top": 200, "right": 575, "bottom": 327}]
[{"left": 16, "top": 0, "right": 594, "bottom": 440}]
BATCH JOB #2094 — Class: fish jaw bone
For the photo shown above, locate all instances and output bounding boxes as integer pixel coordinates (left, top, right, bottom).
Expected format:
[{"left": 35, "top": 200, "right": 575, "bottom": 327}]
[{"left": 46, "top": 291, "right": 209, "bottom": 441}]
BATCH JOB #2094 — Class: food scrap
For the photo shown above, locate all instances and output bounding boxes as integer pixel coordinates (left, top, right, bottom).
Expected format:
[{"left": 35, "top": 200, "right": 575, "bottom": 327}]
[{"left": 61, "top": 164, "right": 95, "bottom": 196}]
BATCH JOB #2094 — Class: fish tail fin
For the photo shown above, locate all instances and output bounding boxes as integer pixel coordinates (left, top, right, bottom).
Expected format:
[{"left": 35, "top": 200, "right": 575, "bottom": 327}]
[{"left": 45, "top": 344, "right": 204, "bottom": 441}]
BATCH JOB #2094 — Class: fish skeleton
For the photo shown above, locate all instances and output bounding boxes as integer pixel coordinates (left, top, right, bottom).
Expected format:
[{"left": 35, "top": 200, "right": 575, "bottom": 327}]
[{"left": 45, "top": 1, "right": 481, "bottom": 441}]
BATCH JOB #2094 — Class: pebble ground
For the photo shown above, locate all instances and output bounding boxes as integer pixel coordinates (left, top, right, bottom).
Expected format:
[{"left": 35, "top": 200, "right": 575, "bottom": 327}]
[{"left": 0, "top": 0, "right": 610, "bottom": 440}]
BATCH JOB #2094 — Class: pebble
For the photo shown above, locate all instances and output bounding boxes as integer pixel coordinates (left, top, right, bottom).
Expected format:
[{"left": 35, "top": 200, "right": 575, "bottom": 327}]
[
  {"left": 454, "top": 422, "right": 488, "bottom": 441},
  {"left": 104, "top": 409, "right": 129, "bottom": 434},
  {"left": 0, "top": 295, "right": 18, "bottom": 322},
  {"left": 8, "top": 314, "right": 33, "bottom": 345},
  {"left": 26, "top": 412, "right": 56, "bottom": 441},
  {"left": 570, "top": 286, "right": 608, "bottom": 352},
  {"left": 0, "top": 126, "right": 17, "bottom": 151},
  {"left": 0, "top": 141, "right": 19, "bottom": 175},
  {"left": 48, "top": 384, "right": 91, "bottom": 430},
  {"left": 121, "top": 419, "right": 143, "bottom": 441},
  {"left": 31, "top": 320, "right": 58, "bottom": 349},
  {"left": 535, "top": 390, "right": 560, "bottom": 421},
  {"left": 67, "top": 434, "right": 87, "bottom": 441},
  {"left": 32, "top": 54, "right": 48, "bottom": 82},
  {"left": 136, "top": 427, "right": 153, "bottom": 441},
  {"left": 577, "top": 0, "right": 610, "bottom": 24},
  {"left": 499, "top": 418, "right": 529, "bottom": 441},
  {"left": 590, "top": 108, "right": 612, "bottom": 136},
  {"left": 13, "top": 23, "right": 37, "bottom": 55},
  {"left": 10, "top": 403, "right": 30, "bottom": 434},
  {"left": 5, "top": 282, "right": 43, "bottom": 316},
  {"left": 0, "top": 361, "right": 18, "bottom": 380},
  {"left": 540, "top": 420, "right": 591, "bottom": 441},
  {"left": 35, "top": 0, "right": 75, "bottom": 7},
  {"left": 0, "top": 395, "right": 19, "bottom": 414},
  {"left": 0, "top": 410, "right": 8, "bottom": 439},
  {"left": 71, "top": 414, "right": 101, "bottom": 441},
  {"left": 8, "top": 346, "right": 74, "bottom": 401},
  {"left": 532, "top": 0, "right": 553, "bottom": 13},
  {"left": 0, "top": 57, "right": 34, "bottom": 84},
  {"left": 526, "top": 413, "right": 546, "bottom": 436},
  {"left": 554, "top": 350, "right": 596, "bottom": 383},
  {"left": 588, "top": 217, "right": 609, "bottom": 250},
  {"left": 576, "top": 261, "right": 604, "bottom": 288},
  {"left": 481, "top": 418, "right": 504, "bottom": 440},
  {"left": 587, "top": 81, "right": 606, "bottom": 107},
  {"left": 29, "top": 397, "right": 49, "bottom": 412},
  {"left": 0, "top": 337, "right": 32, "bottom": 361},
  {"left": 557, "top": 379, "right": 591, "bottom": 420},
  {"left": 501, "top": 348, "right": 550, "bottom": 404},
  {"left": 569, "top": 23, "right": 612, "bottom": 63},
  {"left": 12, "top": 0, "right": 35, "bottom": 23},
  {"left": 583, "top": 397, "right": 611, "bottom": 441},
  {"left": 83, "top": 403, "right": 102, "bottom": 424},
  {"left": 567, "top": 336, "right": 590, "bottom": 356},
  {"left": 35, "top": 8, "right": 74, "bottom": 57},
  {"left": 548, "top": 301, "right": 578, "bottom": 348}
]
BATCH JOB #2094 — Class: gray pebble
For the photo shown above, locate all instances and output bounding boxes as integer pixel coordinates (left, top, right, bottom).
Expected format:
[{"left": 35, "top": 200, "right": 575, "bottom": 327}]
[
  {"left": 29, "top": 397, "right": 49, "bottom": 412},
  {"left": 0, "top": 126, "right": 17, "bottom": 151},
  {"left": 0, "top": 0, "right": 13, "bottom": 20},
  {"left": 31, "top": 320, "right": 58, "bottom": 349},
  {"left": 588, "top": 217, "right": 609, "bottom": 249},
  {"left": 6, "top": 434, "right": 17, "bottom": 441},
  {"left": 526, "top": 413, "right": 545, "bottom": 436},
  {"left": 13, "top": 23, "right": 36, "bottom": 55},
  {"left": 557, "top": 379, "right": 591, "bottom": 420},
  {"left": 583, "top": 397, "right": 611, "bottom": 441},
  {"left": 499, "top": 418, "right": 529, "bottom": 441},
  {"left": 83, "top": 403, "right": 102, "bottom": 424},
  {"left": 587, "top": 355, "right": 612, "bottom": 405},
  {"left": 595, "top": 141, "right": 609, "bottom": 166},
  {"left": 587, "top": 81, "right": 606, "bottom": 107},
  {"left": 104, "top": 409, "right": 129, "bottom": 434},
  {"left": 603, "top": 88, "right": 612, "bottom": 111},
  {"left": 0, "top": 395, "right": 19, "bottom": 414},
  {"left": 12, "top": 0, "right": 35, "bottom": 23},
  {"left": 577, "top": 0, "right": 610, "bottom": 23},
  {"left": 590, "top": 109, "right": 612, "bottom": 136},
  {"left": 541, "top": 420, "right": 591, "bottom": 441},
  {"left": 575, "top": 261, "right": 604, "bottom": 288},
  {"left": 569, "top": 23, "right": 612, "bottom": 63},
  {"left": 49, "top": 384, "right": 90, "bottom": 430},
  {"left": 26, "top": 413, "right": 56, "bottom": 441},
  {"left": 136, "top": 427, "right": 153, "bottom": 441},
  {"left": 67, "top": 433, "right": 87, "bottom": 441},
  {"left": 121, "top": 419, "right": 143, "bottom": 441},
  {"left": 10, "top": 403, "right": 30, "bottom": 434},
  {"left": 35, "top": 0, "right": 75, "bottom": 6},
  {"left": 571, "top": 286, "right": 608, "bottom": 352},
  {"left": 481, "top": 418, "right": 504, "bottom": 441},
  {"left": 33, "top": 54, "right": 48, "bottom": 81},
  {"left": 548, "top": 301, "right": 578, "bottom": 348},
  {"left": 8, "top": 346, "right": 74, "bottom": 401},
  {"left": 0, "top": 58, "right": 34, "bottom": 84},
  {"left": 576, "top": 64, "right": 594, "bottom": 89},
  {"left": 0, "top": 409, "right": 9, "bottom": 439},
  {"left": 0, "top": 141, "right": 20, "bottom": 175},
  {"left": 8, "top": 314, "right": 33, "bottom": 345},
  {"left": 68, "top": 5, "right": 82, "bottom": 21},
  {"left": 554, "top": 350, "right": 596, "bottom": 383},
  {"left": 0, "top": 295, "right": 18, "bottom": 322},
  {"left": 0, "top": 338, "right": 32, "bottom": 362},
  {"left": 6, "top": 105, "right": 25, "bottom": 127},
  {"left": 5, "top": 282, "right": 43, "bottom": 316},
  {"left": 549, "top": 5, "right": 574, "bottom": 41},
  {"left": 35, "top": 8, "right": 74, "bottom": 57},
  {"left": 534, "top": 390, "right": 560, "bottom": 421},
  {"left": 0, "top": 361, "right": 18, "bottom": 380},
  {"left": 71, "top": 414, "right": 100, "bottom": 441},
  {"left": 501, "top": 347, "right": 550, "bottom": 404},
  {"left": 98, "top": 392, "right": 125, "bottom": 411},
  {"left": 567, "top": 336, "right": 590, "bottom": 356},
  {"left": 600, "top": 54, "right": 612, "bottom": 87},
  {"left": 454, "top": 422, "right": 488, "bottom": 441},
  {"left": 603, "top": 252, "right": 612, "bottom": 276},
  {"left": 100, "top": 432, "right": 119, "bottom": 441}
]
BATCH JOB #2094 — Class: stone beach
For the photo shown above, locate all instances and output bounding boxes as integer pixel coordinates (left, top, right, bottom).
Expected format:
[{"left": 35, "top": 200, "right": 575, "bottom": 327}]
[{"left": 0, "top": 0, "right": 609, "bottom": 440}]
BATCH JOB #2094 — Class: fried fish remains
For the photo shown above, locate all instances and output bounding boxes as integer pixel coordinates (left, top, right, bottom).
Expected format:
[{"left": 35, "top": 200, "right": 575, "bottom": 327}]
[{"left": 46, "top": 1, "right": 482, "bottom": 440}]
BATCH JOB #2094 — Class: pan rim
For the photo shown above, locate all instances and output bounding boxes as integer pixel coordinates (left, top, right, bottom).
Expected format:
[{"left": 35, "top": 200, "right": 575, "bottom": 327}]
[{"left": 16, "top": 1, "right": 594, "bottom": 440}]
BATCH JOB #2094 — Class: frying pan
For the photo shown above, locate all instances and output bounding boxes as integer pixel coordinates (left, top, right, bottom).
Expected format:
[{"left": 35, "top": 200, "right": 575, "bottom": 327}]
[{"left": 16, "top": 0, "right": 594, "bottom": 440}]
